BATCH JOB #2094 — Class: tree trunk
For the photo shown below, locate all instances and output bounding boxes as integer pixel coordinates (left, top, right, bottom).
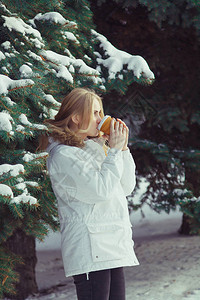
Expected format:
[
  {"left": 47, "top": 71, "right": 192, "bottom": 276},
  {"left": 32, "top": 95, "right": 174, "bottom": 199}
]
[
  {"left": 179, "top": 167, "right": 200, "bottom": 235},
  {"left": 178, "top": 213, "right": 192, "bottom": 235},
  {"left": 4, "top": 229, "right": 38, "bottom": 299}
]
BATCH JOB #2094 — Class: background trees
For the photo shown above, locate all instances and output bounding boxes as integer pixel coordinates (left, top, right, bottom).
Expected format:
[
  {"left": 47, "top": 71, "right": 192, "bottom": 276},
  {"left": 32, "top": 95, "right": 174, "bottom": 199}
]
[
  {"left": 0, "top": 0, "right": 154, "bottom": 298},
  {"left": 90, "top": 0, "right": 200, "bottom": 234}
]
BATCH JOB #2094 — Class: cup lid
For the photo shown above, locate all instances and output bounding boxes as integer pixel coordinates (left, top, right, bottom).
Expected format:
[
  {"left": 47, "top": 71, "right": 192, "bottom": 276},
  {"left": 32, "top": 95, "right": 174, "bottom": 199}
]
[{"left": 97, "top": 115, "right": 111, "bottom": 130}]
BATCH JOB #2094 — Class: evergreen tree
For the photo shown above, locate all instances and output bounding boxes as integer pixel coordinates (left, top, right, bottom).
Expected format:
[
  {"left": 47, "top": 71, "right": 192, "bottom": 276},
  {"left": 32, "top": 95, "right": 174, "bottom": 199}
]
[
  {"left": 91, "top": 0, "right": 200, "bottom": 234},
  {"left": 0, "top": 0, "right": 154, "bottom": 297}
]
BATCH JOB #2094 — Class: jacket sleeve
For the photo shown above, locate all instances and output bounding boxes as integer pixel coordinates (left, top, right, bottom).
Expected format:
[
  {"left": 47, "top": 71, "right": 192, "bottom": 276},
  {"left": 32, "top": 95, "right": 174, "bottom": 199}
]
[
  {"left": 48, "top": 146, "right": 124, "bottom": 204},
  {"left": 120, "top": 148, "right": 136, "bottom": 196}
]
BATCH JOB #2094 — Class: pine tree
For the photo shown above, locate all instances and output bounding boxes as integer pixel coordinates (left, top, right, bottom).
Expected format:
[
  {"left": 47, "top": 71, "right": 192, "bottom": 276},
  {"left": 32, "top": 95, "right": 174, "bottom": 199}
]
[
  {"left": 0, "top": 0, "right": 154, "bottom": 298},
  {"left": 91, "top": 0, "right": 200, "bottom": 234}
]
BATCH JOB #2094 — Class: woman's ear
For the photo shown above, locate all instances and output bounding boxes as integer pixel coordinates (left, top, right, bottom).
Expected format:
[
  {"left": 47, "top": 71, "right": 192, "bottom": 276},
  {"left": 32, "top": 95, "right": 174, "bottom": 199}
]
[{"left": 71, "top": 113, "right": 81, "bottom": 125}]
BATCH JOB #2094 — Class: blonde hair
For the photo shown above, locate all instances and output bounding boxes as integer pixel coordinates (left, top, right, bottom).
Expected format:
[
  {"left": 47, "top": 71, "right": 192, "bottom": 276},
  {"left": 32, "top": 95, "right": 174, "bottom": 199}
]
[{"left": 38, "top": 88, "right": 104, "bottom": 150}]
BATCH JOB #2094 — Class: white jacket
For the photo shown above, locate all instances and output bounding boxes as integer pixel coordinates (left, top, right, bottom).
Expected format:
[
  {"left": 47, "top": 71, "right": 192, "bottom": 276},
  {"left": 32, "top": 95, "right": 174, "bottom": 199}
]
[{"left": 46, "top": 138, "right": 139, "bottom": 277}]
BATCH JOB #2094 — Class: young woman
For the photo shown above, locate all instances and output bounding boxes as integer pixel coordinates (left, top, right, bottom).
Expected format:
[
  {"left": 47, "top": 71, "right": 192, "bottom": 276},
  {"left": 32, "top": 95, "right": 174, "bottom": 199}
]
[{"left": 39, "top": 88, "right": 139, "bottom": 300}]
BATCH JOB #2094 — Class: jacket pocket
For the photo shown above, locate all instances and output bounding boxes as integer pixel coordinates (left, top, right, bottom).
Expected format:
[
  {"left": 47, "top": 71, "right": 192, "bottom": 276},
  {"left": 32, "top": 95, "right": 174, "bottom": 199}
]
[{"left": 87, "top": 224, "right": 127, "bottom": 262}]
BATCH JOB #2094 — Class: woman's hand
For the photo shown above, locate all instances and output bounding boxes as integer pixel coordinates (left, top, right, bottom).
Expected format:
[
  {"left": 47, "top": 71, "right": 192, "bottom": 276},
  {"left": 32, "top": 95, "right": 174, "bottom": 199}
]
[
  {"left": 117, "top": 118, "right": 129, "bottom": 151},
  {"left": 108, "top": 118, "right": 127, "bottom": 150}
]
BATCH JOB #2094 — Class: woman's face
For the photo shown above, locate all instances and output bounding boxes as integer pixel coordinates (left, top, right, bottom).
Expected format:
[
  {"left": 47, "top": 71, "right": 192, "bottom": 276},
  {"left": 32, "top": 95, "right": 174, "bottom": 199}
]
[{"left": 86, "top": 97, "right": 102, "bottom": 137}]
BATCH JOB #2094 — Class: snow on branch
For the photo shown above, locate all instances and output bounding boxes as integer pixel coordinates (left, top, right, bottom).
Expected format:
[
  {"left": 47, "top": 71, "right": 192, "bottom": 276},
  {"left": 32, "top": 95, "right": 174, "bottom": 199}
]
[
  {"left": 29, "top": 12, "right": 77, "bottom": 28},
  {"left": 10, "top": 194, "right": 38, "bottom": 205},
  {"left": 40, "top": 50, "right": 103, "bottom": 85},
  {"left": 18, "top": 114, "right": 48, "bottom": 131},
  {"left": 2, "top": 16, "right": 44, "bottom": 48},
  {"left": 0, "top": 184, "right": 13, "bottom": 197},
  {"left": 0, "top": 164, "right": 24, "bottom": 177},
  {"left": 0, "top": 51, "right": 6, "bottom": 61},
  {"left": 92, "top": 30, "right": 155, "bottom": 83},
  {"left": 0, "top": 75, "right": 34, "bottom": 95},
  {"left": 0, "top": 111, "right": 14, "bottom": 134},
  {"left": 23, "top": 151, "right": 48, "bottom": 163},
  {"left": 43, "top": 94, "right": 61, "bottom": 107}
]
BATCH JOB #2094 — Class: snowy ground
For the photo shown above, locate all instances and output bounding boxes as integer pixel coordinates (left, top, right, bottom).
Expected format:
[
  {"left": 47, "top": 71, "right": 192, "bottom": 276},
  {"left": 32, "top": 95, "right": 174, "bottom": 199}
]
[{"left": 23, "top": 206, "right": 200, "bottom": 300}]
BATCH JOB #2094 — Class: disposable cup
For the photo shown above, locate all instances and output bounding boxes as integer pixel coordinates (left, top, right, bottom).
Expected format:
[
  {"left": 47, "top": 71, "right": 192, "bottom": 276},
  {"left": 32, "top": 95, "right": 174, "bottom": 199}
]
[{"left": 97, "top": 115, "right": 114, "bottom": 135}]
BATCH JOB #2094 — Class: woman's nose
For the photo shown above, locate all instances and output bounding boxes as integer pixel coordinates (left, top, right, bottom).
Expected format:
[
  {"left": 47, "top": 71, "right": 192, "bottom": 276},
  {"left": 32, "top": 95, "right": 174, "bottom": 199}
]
[{"left": 97, "top": 116, "right": 102, "bottom": 123}]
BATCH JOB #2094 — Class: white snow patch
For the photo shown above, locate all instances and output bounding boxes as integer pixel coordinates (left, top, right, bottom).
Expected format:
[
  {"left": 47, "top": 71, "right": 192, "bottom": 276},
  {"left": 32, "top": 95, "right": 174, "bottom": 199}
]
[
  {"left": 66, "top": 21, "right": 78, "bottom": 29},
  {"left": 29, "top": 37, "right": 44, "bottom": 49},
  {"left": 2, "top": 16, "right": 42, "bottom": 40},
  {"left": 43, "top": 94, "right": 61, "bottom": 106},
  {"left": 0, "top": 2, "right": 12, "bottom": 14},
  {"left": 32, "top": 124, "right": 48, "bottom": 130},
  {"left": 56, "top": 65, "right": 73, "bottom": 83},
  {"left": 27, "top": 50, "right": 43, "bottom": 61},
  {"left": 19, "top": 64, "right": 33, "bottom": 78},
  {"left": 11, "top": 194, "right": 38, "bottom": 205},
  {"left": 40, "top": 50, "right": 71, "bottom": 65},
  {"left": 0, "top": 164, "right": 24, "bottom": 176},
  {"left": 0, "top": 111, "right": 13, "bottom": 132},
  {"left": 0, "top": 184, "right": 13, "bottom": 197},
  {"left": 64, "top": 48, "right": 74, "bottom": 58},
  {"left": 16, "top": 125, "right": 25, "bottom": 132},
  {"left": 62, "top": 31, "right": 79, "bottom": 43},
  {"left": 0, "top": 51, "right": 6, "bottom": 60},
  {"left": 19, "top": 113, "right": 32, "bottom": 126},
  {"left": 18, "top": 115, "right": 47, "bottom": 132},
  {"left": 31, "top": 12, "right": 67, "bottom": 26},
  {"left": 94, "top": 51, "right": 102, "bottom": 58},
  {"left": 69, "top": 65, "right": 75, "bottom": 73},
  {"left": 1, "top": 66, "right": 9, "bottom": 73},
  {"left": 84, "top": 54, "right": 92, "bottom": 61},
  {"left": 49, "top": 109, "right": 58, "bottom": 118},
  {"left": 23, "top": 151, "right": 48, "bottom": 162},
  {"left": 25, "top": 181, "right": 39, "bottom": 187},
  {"left": 15, "top": 182, "right": 27, "bottom": 192},
  {"left": 173, "top": 189, "right": 189, "bottom": 196},
  {"left": 3, "top": 96, "right": 16, "bottom": 106},
  {"left": 92, "top": 30, "right": 155, "bottom": 82},
  {"left": 40, "top": 50, "right": 101, "bottom": 84},
  {"left": 0, "top": 74, "right": 34, "bottom": 95},
  {"left": 1, "top": 41, "right": 11, "bottom": 49},
  {"left": 5, "top": 52, "right": 15, "bottom": 58}
]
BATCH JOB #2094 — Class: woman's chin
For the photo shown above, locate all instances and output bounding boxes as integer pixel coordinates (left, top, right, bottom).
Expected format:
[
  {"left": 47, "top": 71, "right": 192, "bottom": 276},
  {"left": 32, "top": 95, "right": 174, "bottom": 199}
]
[
  {"left": 87, "top": 131, "right": 99, "bottom": 138},
  {"left": 93, "top": 129, "right": 99, "bottom": 136}
]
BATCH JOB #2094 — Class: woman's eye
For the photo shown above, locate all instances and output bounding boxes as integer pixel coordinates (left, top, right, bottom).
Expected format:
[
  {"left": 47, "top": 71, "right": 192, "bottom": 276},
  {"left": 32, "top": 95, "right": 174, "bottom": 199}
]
[{"left": 94, "top": 111, "right": 101, "bottom": 116}]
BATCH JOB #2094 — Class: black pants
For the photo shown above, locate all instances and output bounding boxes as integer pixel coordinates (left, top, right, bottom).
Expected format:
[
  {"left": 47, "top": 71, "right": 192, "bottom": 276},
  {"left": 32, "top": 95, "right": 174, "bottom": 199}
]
[{"left": 73, "top": 267, "right": 125, "bottom": 300}]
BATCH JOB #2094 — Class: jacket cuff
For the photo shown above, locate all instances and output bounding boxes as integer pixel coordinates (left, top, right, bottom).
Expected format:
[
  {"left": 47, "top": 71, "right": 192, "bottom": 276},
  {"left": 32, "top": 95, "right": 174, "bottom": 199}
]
[
  {"left": 122, "top": 147, "right": 130, "bottom": 157},
  {"left": 107, "top": 148, "right": 122, "bottom": 157}
]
